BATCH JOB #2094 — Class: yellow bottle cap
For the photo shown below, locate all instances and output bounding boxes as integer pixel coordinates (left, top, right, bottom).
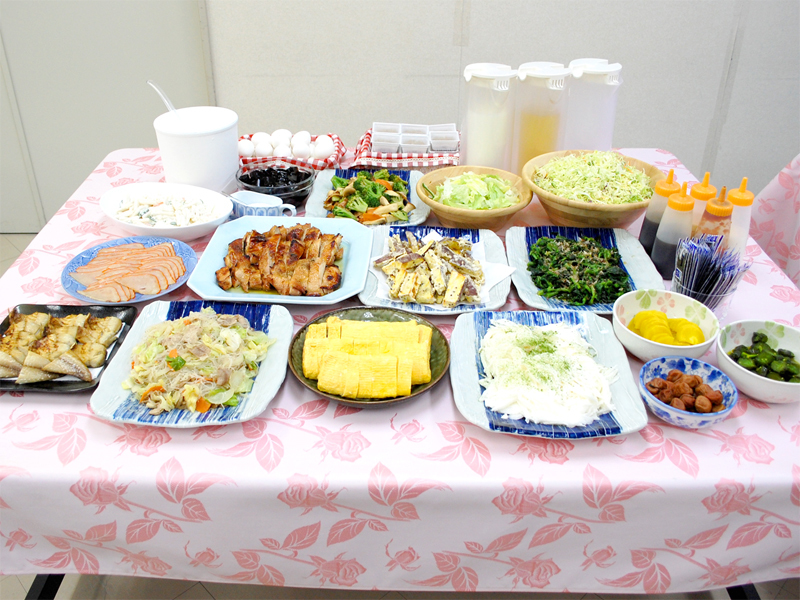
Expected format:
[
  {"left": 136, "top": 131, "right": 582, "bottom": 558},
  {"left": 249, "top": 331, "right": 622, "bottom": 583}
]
[
  {"left": 704, "top": 187, "right": 733, "bottom": 217},
  {"left": 690, "top": 172, "right": 717, "bottom": 201},
  {"left": 668, "top": 181, "right": 694, "bottom": 211},
  {"left": 654, "top": 169, "right": 680, "bottom": 198},
  {"left": 727, "top": 177, "right": 754, "bottom": 207}
]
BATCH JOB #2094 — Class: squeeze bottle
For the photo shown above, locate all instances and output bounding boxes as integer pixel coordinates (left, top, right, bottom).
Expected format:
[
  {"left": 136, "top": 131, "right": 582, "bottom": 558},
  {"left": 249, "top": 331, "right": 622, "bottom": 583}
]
[
  {"left": 690, "top": 172, "right": 716, "bottom": 234},
  {"left": 695, "top": 186, "right": 733, "bottom": 244},
  {"left": 726, "top": 177, "right": 755, "bottom": 257},
  {"left": 651, "top": 182, "right": 694, "bottom": 279},
  {"left": 639, "top": 169, "right": 680, "bottom": 255}
]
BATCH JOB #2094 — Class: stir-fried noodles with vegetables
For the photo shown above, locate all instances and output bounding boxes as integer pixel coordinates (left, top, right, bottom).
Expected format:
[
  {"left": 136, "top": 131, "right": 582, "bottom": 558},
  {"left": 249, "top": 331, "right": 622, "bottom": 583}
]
[{"left": 123, "top": 308, "right": 275, "bottom": 415}]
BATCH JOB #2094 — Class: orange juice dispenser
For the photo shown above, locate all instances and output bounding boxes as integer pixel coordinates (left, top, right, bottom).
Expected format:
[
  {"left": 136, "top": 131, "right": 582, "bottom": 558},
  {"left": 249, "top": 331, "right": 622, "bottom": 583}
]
[
  {"left": 511, "top": 62, "right": 571, "bottom": 175},
  {"left": 460, "top": 63, "right": 518, "bottom": 170},
  {"left": 561, "top": 59, "right": 622, "bottom": 151}
]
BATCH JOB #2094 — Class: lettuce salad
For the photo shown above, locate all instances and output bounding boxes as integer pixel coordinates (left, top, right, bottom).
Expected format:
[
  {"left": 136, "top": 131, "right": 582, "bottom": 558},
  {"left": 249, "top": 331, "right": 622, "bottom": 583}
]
[
  {"left": 431, "top": 172, "right": 520, "bottom": 210},
  {"left": 122, "top": 308, "right": 275, "bottom": 415},
  {"left": 533, "top": 151, "right": 653, "bottom": 205}
]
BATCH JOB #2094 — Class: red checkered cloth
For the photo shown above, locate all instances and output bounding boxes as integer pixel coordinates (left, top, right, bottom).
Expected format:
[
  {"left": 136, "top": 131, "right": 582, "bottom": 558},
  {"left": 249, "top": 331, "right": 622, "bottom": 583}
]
[
  {"left": 239, "top": 133, "right": 346, "bottom": 171},
  {"left": 351, "top": 129, "right": 460, "bottom": 169}
]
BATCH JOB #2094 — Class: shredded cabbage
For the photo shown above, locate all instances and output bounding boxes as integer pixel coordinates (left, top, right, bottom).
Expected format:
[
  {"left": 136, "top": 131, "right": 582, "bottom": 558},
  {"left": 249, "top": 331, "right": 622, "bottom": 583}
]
[
  {"left": 478, "top": 320, "right": 617, "bottom": 426},
  {"left": 533, "top": 151, "right": 653, "bottom": 205},
  {"left": 432, "top": 172, "right": 520, "bottom": 210},
  {"left": 123, "top": 308, "right": 275, "bottom": 415}
]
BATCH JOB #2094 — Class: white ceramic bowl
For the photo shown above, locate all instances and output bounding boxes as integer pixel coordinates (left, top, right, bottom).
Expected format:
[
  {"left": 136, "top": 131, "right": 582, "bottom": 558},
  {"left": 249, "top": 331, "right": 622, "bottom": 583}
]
[
  {"left": 716, "top": 320, "right": 800, "bottom": 404},
  {"left": 100, "top": 182, "right": 232, "bottom": 242},
  {"left": 639, "top": 357, "right": 738, "bottom": 429},
  {"left": 612, "top": 289, "right": 719, "bottom": 362}
]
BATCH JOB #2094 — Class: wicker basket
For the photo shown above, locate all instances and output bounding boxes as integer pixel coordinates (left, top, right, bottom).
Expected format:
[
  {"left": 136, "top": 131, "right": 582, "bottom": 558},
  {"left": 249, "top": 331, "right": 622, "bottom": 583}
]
[
  {"left": 415, "top": 166, "right": 532, "bottom": 230},
  {"left": 522, "top": 150, "right": 666, "bottom": 229}
]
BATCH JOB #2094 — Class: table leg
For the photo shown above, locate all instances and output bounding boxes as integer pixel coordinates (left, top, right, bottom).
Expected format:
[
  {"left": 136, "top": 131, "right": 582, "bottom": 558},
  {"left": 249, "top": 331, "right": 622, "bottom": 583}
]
[
  {"left": 24, "top": 574, "right": 64, "bottom": 600},
  {"left": 727, "top": 584, "right": 761, "bottom": 600}
]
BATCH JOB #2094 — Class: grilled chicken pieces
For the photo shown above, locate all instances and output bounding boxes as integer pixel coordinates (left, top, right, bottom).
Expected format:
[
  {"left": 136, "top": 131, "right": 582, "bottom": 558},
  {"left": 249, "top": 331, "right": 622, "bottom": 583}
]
[
  {"left": 215, "top": 225, "right": 344, "bottom": 296},
  {"left": 0, "top": 310, "right": 122, "bottom": 384}
]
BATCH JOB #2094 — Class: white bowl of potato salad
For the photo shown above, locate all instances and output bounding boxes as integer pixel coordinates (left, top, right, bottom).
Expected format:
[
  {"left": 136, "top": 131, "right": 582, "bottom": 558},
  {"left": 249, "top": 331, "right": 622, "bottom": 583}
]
[{"left": 100, "top": 182, "right": 232, "bottom": 242}]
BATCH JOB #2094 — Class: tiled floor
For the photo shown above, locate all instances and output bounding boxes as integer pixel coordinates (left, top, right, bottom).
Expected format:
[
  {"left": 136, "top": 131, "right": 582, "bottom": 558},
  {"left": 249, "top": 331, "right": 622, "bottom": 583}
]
[{"left": 1, "top": 237, "right": 797, "bottom": 599}]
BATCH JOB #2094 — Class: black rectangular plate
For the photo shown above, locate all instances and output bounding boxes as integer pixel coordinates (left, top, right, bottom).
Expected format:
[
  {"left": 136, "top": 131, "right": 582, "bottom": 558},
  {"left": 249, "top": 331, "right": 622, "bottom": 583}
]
[{"left": 0, "top": 304, "right": 138, "bottom": 393}]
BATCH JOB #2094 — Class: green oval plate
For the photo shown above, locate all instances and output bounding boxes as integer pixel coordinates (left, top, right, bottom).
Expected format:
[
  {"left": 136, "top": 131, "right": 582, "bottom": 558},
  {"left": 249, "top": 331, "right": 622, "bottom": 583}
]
[{"left": 288, "top": 306, "right": 450, "bottom": 407}]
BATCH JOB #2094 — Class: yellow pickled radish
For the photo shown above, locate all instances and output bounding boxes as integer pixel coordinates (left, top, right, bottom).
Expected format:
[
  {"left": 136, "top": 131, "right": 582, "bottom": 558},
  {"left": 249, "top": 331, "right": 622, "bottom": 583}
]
[{"left": 628, "top": 310, "right": 705, "bottom": 346}]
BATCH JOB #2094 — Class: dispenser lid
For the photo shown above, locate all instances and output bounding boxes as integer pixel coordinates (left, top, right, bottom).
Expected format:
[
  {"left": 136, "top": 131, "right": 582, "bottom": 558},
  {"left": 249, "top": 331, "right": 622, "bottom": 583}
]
[
  {"left": 705, "top": 188, "right": 733, "bottom": 217},
  {"left": 728, "top": 177, "right": 754, "bottom": 206},
  {"left": 464, "top": 63, "right": 516, "bottom": 82},
  {"left": 690, "top": 172, "right": 717, "bottom": 201},
  {"left": 569, "top": 58, "right": 622, "bottom": 78},
  {"left": 668, "top": 182, "right": 694, "bottom": 211},
  {"left": 654, "top": 169, "right": 681, "bottom": 197},
  {"left": 517, "top": 62, "right": 572, "bottom": 81}
]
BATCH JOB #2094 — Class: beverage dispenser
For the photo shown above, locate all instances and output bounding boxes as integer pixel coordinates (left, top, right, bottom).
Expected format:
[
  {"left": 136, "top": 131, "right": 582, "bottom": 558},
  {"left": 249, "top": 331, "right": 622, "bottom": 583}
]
[
  {"left": 512, "top": 62, "right": 571, "bottom": 174},
  {"left": 561, "top": 59, "right": 622, "bottom": 151},
  {"left": 460, "top": 63, "right": 517, "bottom": 170}
]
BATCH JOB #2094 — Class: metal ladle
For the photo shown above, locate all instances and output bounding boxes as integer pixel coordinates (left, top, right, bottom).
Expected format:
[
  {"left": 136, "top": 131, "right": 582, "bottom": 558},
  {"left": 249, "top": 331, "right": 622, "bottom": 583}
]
[{"left": 147, "top": 80, "right": 177, "bottom": 112}]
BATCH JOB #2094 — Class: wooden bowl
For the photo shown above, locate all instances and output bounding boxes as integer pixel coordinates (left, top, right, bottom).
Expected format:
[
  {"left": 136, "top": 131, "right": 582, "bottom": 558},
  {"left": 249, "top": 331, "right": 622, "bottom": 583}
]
[
  {"left": 415, "top": 166, "right": 532, "bottom": 230},
  {"left": 522, "top": 150, "right": 666, "bottom": 229}
]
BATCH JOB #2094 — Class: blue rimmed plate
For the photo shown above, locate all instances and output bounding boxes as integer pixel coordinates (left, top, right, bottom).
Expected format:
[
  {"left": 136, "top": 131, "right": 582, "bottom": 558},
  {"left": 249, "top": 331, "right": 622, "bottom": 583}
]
[
  {"left": 90, "top": 300, "right": 293, "bottom": 428},
  {"left": 450, "top": 310, "right": 647, "bottom": 439},
  {"left": 61, "top": 236, "right": 197, "bottom": 305},
  {"left": 305, "top": 168, "right": 430, "bottom": 225},
  {"left": 187, "top": 216, "right": 372, "bottom": 305},
  {"left": 358, "top": 224, "right": 511, "bottom": 314},
  {"left": 506, "top": 226, "right": 663, "bottom": 314}
]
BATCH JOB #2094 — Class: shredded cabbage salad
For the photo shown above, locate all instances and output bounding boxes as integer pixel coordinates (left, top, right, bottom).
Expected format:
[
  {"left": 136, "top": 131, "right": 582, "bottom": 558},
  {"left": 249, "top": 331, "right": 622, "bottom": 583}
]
[
  {"left": 478, "top": 320, "right": 617, "bottom": 426},
  {"left": 432, "top": 172, "right": 520, "bottom": 210},
  {"left": 533, "top": 151, "right": 653, "bottom": 205},
  {"left": 122, "top": 308, "right": 275, "bottom": 415}
]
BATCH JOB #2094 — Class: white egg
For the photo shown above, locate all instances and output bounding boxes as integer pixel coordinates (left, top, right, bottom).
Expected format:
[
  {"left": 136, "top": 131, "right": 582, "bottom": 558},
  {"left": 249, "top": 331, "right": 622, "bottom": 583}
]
[
  {"left": 254, "top": 142, "right": 273, "bottom": 157},
  {"left": 315, "top": 134, "right": 332, "bottom": 147},
  {"left": 291, "top": 143, "right": 311, "bottom": 159},
  {"left": 271, "top": 129, "right": 292, "bottom": 144},
  {"left": 250, "top": 132, "right": 271, "bottom": 147},
  {"left": 291, "top": 130, "right": 311, "bottom": 147},
  {"left": 273, "top": 144, "right": 292, "bottom": 158},
  {"left": 238, "top": 139, "right": 255, "bottom": 157},
  {"left": 312, "top": 141, "right": 334, "bottom": 160}
]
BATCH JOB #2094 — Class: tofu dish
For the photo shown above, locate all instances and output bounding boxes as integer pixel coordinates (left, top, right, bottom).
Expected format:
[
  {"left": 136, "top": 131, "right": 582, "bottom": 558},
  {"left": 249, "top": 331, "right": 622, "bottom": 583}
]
[
  {"left": 215, "top": 224, "right": 344, "bottom": 296},
  {"left": 373, "top": 231, "right": 484, "bottom": 308},
  {"left": 302, "top": 316, "right": 432, "bottom": 400}
]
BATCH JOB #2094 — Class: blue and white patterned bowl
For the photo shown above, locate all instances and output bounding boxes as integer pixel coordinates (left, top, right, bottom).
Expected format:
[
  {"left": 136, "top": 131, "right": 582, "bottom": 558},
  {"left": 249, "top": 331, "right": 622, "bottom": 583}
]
[{"left": 638, "top": 356, "right": 738, "bottom": 429}]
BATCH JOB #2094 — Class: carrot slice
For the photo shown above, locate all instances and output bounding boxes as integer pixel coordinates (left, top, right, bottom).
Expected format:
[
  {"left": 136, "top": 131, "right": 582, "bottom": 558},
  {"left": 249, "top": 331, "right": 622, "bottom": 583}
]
[
  {"left": 196, "top": 398, "right": 211, "bottom": 413},
  {"left": 375, "top": 178, "right": 393, "bottom": 190},
  {"left": 141, "top": 385, "right": 165, "bottom": 403},
  {"left": 168, "top": 349, "right": 178, "bottom": 358}
]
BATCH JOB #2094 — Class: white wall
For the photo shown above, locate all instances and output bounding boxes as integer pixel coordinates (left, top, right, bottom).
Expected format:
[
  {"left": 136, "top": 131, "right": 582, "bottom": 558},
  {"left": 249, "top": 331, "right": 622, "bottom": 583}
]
[{"left": 2, "top": 0, "right": 797, "bottom": 232}]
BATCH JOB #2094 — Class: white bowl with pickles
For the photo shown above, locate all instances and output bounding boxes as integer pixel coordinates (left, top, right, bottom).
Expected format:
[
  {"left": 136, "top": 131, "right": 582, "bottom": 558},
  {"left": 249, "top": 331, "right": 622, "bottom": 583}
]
[{"left": 716, "top": 320, "right": 800, "bottom": 404}]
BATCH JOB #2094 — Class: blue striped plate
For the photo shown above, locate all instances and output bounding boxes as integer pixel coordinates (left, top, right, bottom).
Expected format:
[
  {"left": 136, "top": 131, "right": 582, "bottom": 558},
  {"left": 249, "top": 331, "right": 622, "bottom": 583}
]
[
  {"left": 506, "top": 226, "right": 664, "bottom": 314},
  {"left": 359, "top": 225, "right": 511, "bottom": 314},
  {"left": 304, "top": 169, "right": 430, "bottom": 225},
  {"left": 450, "top": 310, "right": 646, "bottom": 439},
  {"left": 90, "top": 300, "right": 293, "bottom": 428}
]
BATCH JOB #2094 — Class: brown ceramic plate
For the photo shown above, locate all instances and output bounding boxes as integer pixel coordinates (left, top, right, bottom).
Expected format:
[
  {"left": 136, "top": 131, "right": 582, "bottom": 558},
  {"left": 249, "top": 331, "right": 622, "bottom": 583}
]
[{"left": 288, "top": 306, "right": 450, "bottom": 407}]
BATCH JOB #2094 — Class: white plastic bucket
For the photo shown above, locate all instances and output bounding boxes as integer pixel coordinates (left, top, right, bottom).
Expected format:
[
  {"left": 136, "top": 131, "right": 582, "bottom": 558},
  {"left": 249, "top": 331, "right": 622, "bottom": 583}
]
[{"left": 154, "top": 106, "right": 239, "bottom": 193}]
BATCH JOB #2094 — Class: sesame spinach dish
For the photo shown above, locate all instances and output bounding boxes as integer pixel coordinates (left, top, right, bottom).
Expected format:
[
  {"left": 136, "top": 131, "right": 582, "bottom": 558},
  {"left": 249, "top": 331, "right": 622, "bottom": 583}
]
[{"left": 527, "top": 236, "right": 631, "bottom": 305}]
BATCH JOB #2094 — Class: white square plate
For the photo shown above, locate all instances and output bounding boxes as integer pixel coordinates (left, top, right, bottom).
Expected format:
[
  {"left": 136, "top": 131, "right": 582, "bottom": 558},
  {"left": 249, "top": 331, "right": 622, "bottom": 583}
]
[
  {"left": 450, "top": 310, "right": 647, "bottom": 439},
  {"left": 90, "top": 300, "right": 292, "bottom": 428},
  {"left": 305, "top": 169, "right": 430, "bottom": 226},
  {"left": 186, "top": 216, "right": 372, "bottom": 305},
  {"left": 506, "top": 226, "right": 664, "bottom": 314},
  {"left": 358, "top": 225, "right": 511, "bottom": 315}
]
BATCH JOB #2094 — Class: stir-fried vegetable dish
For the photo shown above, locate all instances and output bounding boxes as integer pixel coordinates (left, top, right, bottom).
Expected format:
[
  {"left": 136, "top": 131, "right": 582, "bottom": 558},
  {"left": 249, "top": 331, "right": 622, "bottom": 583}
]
[
  {"left": 527, "top": 235, "right": 631, "bottom": 305},
  {"left": 324, "top": 170, "right": 414, "bottom": 225},
  {"left": 533, "top": 151, "right": 653, "bottom": 205},
  {"left": 122, "top": 308, "right": 275, "bottom": 415}
]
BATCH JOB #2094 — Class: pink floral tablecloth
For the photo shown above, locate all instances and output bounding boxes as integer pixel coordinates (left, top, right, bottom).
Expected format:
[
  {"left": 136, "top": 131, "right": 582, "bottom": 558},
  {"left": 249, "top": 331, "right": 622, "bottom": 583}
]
[{"left": 1, "top": 149, "right": 798, "bottom": 593}]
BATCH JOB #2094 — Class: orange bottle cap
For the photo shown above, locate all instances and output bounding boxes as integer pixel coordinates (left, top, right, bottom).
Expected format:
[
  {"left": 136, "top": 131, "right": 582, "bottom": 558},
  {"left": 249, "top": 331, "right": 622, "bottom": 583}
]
[
  {"left": 667, "top": 182, "right": 694, "bottom": 211},
  {"left": 704, "top": 187, "right": 733, "bottom": 217},
  {"left": 728, "top": 177, "right": 754, "bottom": 207},
  {"left": 690, "top": 172, "right": 717, "bottom": 201},
  {"left": 655, "top": 169, "right": 680, "bottom": 197}
]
